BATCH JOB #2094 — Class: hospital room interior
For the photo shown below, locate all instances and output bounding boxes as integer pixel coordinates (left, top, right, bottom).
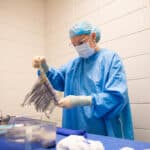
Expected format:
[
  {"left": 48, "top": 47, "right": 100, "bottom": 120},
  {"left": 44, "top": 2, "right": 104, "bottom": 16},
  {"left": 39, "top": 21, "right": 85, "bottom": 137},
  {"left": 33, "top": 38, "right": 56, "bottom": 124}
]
[{"left": 0, "top": 0, "right": 150, "bottom": 149}]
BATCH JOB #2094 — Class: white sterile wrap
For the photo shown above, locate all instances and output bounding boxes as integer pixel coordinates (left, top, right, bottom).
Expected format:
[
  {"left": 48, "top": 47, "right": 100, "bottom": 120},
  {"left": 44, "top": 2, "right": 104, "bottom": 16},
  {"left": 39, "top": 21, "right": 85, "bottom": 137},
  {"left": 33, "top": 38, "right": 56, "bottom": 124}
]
[
  {"left": 120, "top": 147, "right": 135, "bottom": 150},
  {"left": 57, "top": 135, "right": 105, "bottom": 150}
]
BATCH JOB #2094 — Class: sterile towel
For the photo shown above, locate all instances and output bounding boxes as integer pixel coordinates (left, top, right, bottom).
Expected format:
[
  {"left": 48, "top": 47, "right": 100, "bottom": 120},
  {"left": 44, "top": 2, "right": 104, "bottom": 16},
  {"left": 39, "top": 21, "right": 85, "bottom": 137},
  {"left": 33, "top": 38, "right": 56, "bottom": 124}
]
[
  {"left": 56, "top": 127, "right": 87, "bottom": 138},
  {"left": 57, "top": 135, "right": 105, "bottom": 150}
]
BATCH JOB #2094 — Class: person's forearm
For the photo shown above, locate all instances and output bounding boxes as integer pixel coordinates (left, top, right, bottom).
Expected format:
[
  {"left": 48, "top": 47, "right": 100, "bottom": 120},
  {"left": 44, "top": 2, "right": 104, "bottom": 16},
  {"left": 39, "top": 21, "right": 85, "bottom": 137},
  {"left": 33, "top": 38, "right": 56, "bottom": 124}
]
[
  {"left": 45, "top": 68, "right": 65, "bottom": 91},
  {"left": 69, "top": 96, "right": 92, "bottom": 107},
  {"left": 41, "top": 62, "right": 49, "bottom": 73},
  {"left": 58, "top": 95, "right": 92, "bottom": 108}
]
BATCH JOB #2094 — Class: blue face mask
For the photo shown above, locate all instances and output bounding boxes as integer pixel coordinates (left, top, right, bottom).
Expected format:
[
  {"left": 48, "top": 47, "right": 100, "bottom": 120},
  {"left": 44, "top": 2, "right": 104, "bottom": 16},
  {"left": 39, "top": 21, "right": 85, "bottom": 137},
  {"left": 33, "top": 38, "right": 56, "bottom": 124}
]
[{"left": 75, "top": 43, "right": 95, "bottom": 58}]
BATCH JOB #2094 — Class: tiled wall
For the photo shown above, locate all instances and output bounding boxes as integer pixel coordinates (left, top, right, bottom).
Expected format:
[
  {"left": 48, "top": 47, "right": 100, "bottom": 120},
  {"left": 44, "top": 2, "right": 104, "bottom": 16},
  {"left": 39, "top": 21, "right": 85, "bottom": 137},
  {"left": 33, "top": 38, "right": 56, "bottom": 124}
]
[
  {"left": 46, "top": 0, "right": 150, "bottom": 142},
  {"left": 0, "top": 0, "right": 45, "bottom": 117},
  {"left": 0, "top": 0, "right": 149, "bottom": 142}
]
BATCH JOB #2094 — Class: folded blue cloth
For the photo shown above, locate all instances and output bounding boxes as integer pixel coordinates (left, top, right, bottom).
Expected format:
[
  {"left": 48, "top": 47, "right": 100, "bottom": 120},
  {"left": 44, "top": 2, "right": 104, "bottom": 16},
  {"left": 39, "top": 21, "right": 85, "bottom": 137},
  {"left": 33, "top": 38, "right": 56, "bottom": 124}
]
[{"left": 56, "top": 127, "right": 87, "bottom": 138}]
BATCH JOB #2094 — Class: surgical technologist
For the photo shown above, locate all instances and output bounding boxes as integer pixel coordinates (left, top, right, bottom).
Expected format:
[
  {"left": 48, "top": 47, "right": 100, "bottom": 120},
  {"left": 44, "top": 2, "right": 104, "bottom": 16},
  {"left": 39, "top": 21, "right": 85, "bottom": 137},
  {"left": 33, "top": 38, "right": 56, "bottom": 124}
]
[{"left": 32, "top": 21, "right": 134, "bottom": 139}]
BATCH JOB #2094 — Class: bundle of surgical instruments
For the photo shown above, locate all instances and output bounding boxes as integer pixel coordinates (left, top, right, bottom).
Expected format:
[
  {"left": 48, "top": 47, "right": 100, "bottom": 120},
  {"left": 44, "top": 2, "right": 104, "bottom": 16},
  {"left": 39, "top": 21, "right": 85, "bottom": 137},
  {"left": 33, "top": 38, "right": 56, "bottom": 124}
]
[{"left": 22, "top": 67, "right": 59, "bottom": 117}]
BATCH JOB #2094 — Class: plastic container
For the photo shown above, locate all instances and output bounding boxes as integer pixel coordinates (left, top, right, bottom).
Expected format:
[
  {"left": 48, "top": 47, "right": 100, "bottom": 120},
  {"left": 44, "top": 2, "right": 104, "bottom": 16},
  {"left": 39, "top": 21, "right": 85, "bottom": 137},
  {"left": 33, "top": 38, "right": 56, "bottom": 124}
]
[{"left": 5, "top": 115, "right": 56, "bottom": 149}]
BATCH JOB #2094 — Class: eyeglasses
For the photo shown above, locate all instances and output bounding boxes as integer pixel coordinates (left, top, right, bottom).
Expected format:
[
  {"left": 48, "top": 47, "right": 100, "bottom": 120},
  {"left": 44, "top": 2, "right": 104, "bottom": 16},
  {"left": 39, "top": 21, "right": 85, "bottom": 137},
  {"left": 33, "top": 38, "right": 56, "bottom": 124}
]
[{"left": 69, "top": 37, "right": 90, "bottom": 48}]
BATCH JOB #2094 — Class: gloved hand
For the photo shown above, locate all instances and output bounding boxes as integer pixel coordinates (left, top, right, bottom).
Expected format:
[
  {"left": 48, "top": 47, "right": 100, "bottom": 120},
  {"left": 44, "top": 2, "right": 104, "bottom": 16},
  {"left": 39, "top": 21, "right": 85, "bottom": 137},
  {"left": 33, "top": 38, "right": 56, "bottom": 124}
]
[
  {"left": 32, "top": 56, "right": 49, "bottom": 73},
  {"left": 58, "top": 95, "right": 92, "bottom": 108}
]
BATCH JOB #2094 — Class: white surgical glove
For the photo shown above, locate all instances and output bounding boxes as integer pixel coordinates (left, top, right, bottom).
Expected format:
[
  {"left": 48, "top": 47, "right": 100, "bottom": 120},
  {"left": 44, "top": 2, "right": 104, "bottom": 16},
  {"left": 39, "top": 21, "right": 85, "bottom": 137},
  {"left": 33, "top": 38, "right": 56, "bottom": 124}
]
[
  {"left": 32, "top": 56, "right": 49, "bottom": 73},
  {"left": 58, "top": 95, "right": 92, "bottom": 108}
]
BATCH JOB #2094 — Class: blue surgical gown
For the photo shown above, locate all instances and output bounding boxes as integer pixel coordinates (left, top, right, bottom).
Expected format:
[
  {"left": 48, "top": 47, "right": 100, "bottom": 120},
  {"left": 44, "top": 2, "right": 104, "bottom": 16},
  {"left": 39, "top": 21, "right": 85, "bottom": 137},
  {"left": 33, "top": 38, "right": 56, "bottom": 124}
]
[{"left": 43, "top": 48, "right": 134, "bottom": 139}]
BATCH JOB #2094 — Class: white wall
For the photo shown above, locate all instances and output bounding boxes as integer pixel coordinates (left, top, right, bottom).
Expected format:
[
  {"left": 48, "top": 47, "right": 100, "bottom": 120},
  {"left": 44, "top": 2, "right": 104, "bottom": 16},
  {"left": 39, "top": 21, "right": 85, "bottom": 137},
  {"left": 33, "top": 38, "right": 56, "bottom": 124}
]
[
  {"left": 46, "top": 0, "right": 150, "bottom": 142},
  {"left": 0, "top": 0, "right": 45, "bottom": 117},
  {"left": 0, "top": 0, "right": 149, "bottom": 142}
]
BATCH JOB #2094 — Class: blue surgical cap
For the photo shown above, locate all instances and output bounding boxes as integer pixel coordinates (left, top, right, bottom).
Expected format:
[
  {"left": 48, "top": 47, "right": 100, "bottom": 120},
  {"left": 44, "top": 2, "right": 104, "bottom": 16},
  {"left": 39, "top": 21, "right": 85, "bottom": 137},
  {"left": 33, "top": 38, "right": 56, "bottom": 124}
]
[{"left": 69, "top": 21, "right": 101, "bottom": 43}]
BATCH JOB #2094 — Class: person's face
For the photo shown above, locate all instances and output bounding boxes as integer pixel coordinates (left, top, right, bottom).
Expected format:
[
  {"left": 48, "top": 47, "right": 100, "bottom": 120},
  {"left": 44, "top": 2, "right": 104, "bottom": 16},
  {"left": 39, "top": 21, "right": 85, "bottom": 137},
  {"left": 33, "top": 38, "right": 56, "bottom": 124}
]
[{"left": 70, "top": 32, "right": 96, "bottom": 48}]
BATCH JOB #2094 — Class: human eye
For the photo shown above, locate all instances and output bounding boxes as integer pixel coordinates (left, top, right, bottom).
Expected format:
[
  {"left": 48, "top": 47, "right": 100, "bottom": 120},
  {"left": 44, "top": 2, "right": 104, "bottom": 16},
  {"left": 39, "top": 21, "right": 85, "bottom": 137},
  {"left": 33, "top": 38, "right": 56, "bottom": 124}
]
[{"left": 78, "top": 41, "right": 84, "bottom": 45}]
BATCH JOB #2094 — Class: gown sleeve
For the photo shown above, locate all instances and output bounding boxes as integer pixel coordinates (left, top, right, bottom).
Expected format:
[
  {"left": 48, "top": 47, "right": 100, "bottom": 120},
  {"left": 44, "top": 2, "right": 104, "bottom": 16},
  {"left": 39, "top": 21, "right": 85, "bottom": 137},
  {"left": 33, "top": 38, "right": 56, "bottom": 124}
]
[
  {"left": 37, "top": 64, "right": 67, "bottom": 91},
  {"left": 91, "top": 54, "right": 129, "bottom": 119}
]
